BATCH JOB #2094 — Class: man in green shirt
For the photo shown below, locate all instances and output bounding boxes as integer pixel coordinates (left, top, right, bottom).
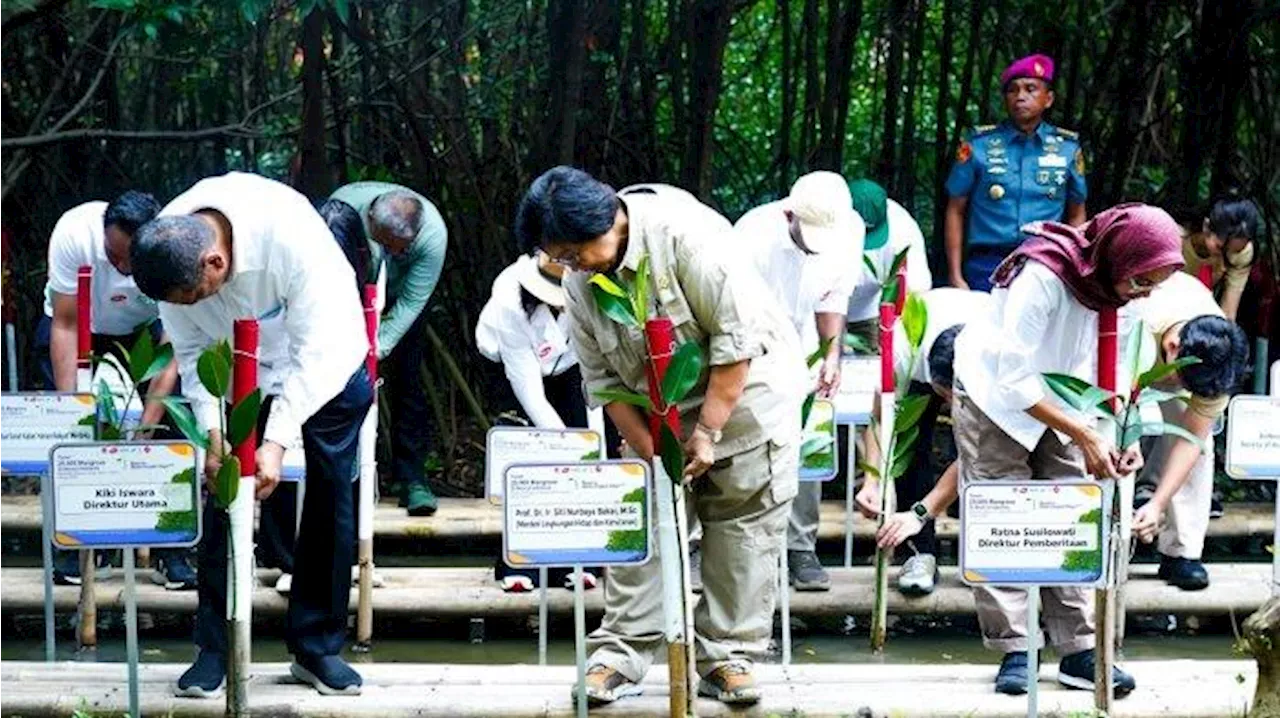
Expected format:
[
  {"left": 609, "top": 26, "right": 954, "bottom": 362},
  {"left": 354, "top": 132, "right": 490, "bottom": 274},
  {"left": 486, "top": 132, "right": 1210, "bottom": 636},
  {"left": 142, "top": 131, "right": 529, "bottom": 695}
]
[{"left": 330, "top": 182, "right": 448, "bottom": 516}]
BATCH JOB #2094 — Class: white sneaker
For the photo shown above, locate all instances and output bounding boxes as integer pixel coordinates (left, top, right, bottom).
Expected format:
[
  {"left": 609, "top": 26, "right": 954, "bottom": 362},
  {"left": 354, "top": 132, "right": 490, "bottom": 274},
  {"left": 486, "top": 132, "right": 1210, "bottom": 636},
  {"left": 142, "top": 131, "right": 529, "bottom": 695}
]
[
  {"left": 349, "top": 565, "right": 385, "bottom": 587},
  {"left": 563, "top": 570, "right": 599, "bottom": 590},
  {"left": 897, "top": 554, "right": 938, "bottom": 596},
  {"left": 500, "top": 574, "right": 535, "bottom": 592},
  {"left": 275, "top": 573, "right": 293, "bottom": 594}
]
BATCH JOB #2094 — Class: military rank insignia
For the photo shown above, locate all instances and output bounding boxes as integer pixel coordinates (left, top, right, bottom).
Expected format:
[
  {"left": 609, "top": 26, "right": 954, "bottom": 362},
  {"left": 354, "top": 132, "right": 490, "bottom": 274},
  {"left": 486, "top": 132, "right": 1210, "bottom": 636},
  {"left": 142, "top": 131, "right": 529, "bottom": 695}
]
[
  {"left": 957, "top": 141, "right": 973, "bottom": 164},
  {"left": 1075, "top": 148, "right": 1086, "bottom": 175}
]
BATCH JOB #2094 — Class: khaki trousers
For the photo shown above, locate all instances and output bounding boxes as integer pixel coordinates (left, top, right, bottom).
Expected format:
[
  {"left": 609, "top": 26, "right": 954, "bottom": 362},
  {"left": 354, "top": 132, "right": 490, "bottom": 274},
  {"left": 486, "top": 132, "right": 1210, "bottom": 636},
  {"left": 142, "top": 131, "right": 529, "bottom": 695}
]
[
  {"left": 586, "top": 438, "right": 797, "bottom": 680},
  {"left": 1138, "top": 399, "right": 1214, "bottom": 560},
  {"left": 953, "top": 383, "right": 1096, "bottom": 656}
]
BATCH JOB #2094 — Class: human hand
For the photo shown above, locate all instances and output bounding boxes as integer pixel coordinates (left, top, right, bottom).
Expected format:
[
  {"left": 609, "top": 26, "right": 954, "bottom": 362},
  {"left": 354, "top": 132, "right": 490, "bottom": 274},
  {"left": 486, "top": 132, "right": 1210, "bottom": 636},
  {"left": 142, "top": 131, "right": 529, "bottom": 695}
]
[
  {"left": 204, "top": 432, "right": 229, "bottom": 489},
  {"left": 682, "top": 429, "right": 715, "bottom": 482},
  {"left": 1117, "top": 445, "right": 1145, "bottom": 475},
  {"left": 950, "top": 273, "right": 970, "bottom": 290},
  {"left": 817, "top": 354, "right": 842, "bottom": 398},
  {"left": 876, "top": 511, "right": 925, "bottom": 549},
  {"left": 855, "top": 478, "right": 881, "bottom": 519},
  {"left": 255, "top": 441, "right": 285, "bottom": 499},
  {"left": 1132, "top": 502, "right": 1164, "bottom": 543},
  {"left": 1075, "top": 427, "right": 1119, "bottom": 479}
]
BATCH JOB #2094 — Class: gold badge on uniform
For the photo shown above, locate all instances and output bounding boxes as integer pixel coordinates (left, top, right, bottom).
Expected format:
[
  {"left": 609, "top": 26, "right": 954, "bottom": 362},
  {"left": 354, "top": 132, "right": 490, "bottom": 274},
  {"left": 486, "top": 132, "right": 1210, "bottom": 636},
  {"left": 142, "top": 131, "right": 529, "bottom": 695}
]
[{"left": 989, "top": 184, "right": 1005, "bottom": 200}]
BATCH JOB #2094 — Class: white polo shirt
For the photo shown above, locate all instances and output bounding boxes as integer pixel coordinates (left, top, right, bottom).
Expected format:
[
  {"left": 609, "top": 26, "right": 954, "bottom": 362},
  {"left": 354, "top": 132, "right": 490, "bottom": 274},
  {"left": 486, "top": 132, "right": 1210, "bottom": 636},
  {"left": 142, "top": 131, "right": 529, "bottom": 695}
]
[
  {"left": 847, "top": 199, "right": 933, "bottom": 323},
  {"left": 475, "top": 259, "right": 578, "bottom": 429},
  {"left": 954, "top": 261, "right": 1098, "bottom": 451},
  {"left": 734, "top": 199, "right": 864, "bottom": 353},
  {"left": 156, "top": 172, "right": 366, "bottom": 448},
  {"left": 43, "top": 201, "right": 159, "bottom": 335}
]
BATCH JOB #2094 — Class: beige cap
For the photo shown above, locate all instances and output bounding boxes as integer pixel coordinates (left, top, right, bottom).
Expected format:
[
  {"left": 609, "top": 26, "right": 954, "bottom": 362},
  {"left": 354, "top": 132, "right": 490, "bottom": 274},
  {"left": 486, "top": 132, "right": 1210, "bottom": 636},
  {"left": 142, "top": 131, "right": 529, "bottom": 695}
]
[
  {"left": 515, "top": 253, "right": 566, "bottom": 308},
  {"left": 784, "top": 171, "right": 859, "bottom": 254}
]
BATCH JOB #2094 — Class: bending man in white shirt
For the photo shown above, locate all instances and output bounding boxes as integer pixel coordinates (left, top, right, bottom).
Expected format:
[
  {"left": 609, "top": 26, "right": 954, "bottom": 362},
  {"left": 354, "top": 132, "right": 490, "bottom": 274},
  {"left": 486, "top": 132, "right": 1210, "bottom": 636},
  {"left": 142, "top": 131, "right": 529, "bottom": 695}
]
[
  {"left": 130, "top": 172, "right": 373, "bottom": 698},
  {"left": 736, "top": 171, "right": 863, "bottom": 592}
]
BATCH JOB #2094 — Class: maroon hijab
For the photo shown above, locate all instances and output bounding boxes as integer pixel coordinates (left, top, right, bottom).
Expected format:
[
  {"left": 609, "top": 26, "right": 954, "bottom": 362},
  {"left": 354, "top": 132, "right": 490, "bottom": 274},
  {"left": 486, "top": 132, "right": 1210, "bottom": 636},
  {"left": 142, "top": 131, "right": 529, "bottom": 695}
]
[{"left": 991, "top": 203, "right": 1185, "bottom": 310}]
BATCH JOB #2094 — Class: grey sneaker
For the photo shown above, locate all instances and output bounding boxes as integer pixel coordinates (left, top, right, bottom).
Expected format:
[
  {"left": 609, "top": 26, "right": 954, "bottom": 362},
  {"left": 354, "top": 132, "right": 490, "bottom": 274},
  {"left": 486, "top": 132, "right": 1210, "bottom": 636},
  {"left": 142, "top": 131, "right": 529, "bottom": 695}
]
[
  {"left": 788, "top": 550, "right": 831, "bottom": 591},
  {"left": 897, "top": 554, "right": 938, "bottom": 596}
]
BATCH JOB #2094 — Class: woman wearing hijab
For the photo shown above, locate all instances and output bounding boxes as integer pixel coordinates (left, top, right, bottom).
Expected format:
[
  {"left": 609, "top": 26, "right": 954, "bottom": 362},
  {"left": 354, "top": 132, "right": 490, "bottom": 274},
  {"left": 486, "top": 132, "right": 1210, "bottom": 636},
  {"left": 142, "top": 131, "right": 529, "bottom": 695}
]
[
  {"left": 951, "top": 204, "right": 1185, "bottom": 698},
  {"left": 476, "top": 250, "right": 602, "bottom": 592}
]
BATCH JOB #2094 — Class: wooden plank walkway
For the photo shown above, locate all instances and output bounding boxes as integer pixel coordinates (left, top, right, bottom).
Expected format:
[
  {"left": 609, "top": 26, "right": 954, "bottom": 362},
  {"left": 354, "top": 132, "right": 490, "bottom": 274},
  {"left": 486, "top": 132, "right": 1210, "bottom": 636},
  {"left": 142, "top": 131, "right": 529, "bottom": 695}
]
[
  {"left": 0, "top": 660, "right": 1257, "bottom": 717},
  {"left": 2, "top": 563, "right": 1270, "bottom": 619},
  {"left": 3, "top": 494, "right": 1274, "bottom": 543}
]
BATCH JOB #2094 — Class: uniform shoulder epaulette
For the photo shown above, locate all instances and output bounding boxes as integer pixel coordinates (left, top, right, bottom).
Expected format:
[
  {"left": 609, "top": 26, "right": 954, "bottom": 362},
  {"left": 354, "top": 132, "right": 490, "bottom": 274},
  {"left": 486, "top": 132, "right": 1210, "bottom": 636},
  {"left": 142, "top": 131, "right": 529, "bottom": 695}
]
[
  {"left": 969, "top": 124, "right": 998, "bottom": 139},
  {"left": 1056, "top": 128, "right": 1079, "bottom": 140}
]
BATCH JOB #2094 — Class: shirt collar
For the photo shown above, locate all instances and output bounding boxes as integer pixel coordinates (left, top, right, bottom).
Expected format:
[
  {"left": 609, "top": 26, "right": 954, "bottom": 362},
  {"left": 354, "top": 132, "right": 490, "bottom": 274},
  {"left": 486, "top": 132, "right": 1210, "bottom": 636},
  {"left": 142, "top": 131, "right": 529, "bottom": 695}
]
[{"left": 617, "top": 195, "right": 646, "bottom": 274}]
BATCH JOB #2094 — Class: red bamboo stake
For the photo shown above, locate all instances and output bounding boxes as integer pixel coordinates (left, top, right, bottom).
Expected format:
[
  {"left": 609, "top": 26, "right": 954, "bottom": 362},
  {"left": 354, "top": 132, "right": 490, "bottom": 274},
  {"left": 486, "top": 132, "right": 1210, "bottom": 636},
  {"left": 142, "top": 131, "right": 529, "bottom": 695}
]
[
  {"left": 894, "top": 258, "right": 908, "bottom": 316},
  {"left": 870, "top": 301, "right": 897, "bottom": 652},
  {"left": 76, "top": 266, "right": 92, "bottom": 382},
  {"left": 228, "top": 319, "right": 258, "bottom": 717},
  {"left": 643, "top": 317, "right": 680, "bottom": 443},
  {"left": 363, "top": 285, "right": 378, "bottom": 381},
  {"left": 356, "top": 285, "right": 378, "bottom": 649},
  {"left": 1094, "top": 306, "right": 1119, "bottom": 711},
  {"left": 880, "top": 303, "right": 896, "bottom": 393}
]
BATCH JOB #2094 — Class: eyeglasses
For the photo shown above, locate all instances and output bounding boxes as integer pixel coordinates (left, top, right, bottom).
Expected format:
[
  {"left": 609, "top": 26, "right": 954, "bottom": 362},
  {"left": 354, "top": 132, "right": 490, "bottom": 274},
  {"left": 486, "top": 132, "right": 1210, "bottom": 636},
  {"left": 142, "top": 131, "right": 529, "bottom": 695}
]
[
  {"left": 545, "top": 248, "right": 581, "bottom": 269},
  {"left": 1127, "top": 274, "right": 1160, "bottom": 291}
]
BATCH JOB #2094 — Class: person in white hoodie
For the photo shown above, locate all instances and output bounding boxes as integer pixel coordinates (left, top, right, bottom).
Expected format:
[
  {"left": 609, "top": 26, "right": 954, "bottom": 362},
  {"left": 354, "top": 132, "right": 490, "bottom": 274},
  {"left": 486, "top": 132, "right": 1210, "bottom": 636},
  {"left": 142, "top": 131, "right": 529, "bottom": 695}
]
[{"left": 130, "top": 172, "right": 373, "bottom": 698}]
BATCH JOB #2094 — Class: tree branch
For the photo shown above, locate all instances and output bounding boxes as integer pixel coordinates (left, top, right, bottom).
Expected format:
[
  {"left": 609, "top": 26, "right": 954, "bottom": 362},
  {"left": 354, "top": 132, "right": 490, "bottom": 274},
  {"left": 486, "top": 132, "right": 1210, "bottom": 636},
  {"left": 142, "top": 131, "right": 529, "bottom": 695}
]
[
  {"left": 1, "top": 0, "right": 72, "bottom": 38},
  {"left": 1, "top": 124, "right": 259, "bottom": 149}
]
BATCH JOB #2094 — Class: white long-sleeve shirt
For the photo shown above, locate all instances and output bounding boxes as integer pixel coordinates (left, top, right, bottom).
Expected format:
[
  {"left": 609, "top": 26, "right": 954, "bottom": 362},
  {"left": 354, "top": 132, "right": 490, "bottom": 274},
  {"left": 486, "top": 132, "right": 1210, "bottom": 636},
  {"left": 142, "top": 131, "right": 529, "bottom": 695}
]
[
  {"left": 156, "top": 172, "right": 366, "bottom": 448},
  {"left": 475, "top": 259, "right": 578, "bottom": 429},
  {"left": 892, "top": 288, "right": 992, "bottom": 384},
  {"left": 953, "top": 261, "right": 1096, "bottom": 451},
  {"left": 847, "top": 199, "right": 932, "bottom": 323},
  {"left": 734, "top": 199, "right": 864, "bottom": 353}
]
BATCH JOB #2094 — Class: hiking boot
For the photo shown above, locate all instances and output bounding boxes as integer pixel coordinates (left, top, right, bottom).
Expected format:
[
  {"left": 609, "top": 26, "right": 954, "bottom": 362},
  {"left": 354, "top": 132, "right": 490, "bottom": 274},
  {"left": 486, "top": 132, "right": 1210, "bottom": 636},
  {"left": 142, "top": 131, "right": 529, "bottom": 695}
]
[
  {"left": 174, "top": 651, "right": 225, "bottom": 698},
  {"left": 573, "top": 664, "right": 641, "bottom": 706},
  {"left": 1158, "top": 554, "right": 1210, "bottom": 591},
  {"left": 404, "top": 483, "right": 438, "bottom": 517},
  {"left": 152, "top": 552, "right": 197, "bottom": 591},
  {"left": 897, "top": 553, "right": 938, "bottom": 596},
  {"left": 689, "top": 540, "right": 703, "bottom": 594},
  {"left": 788, "top": 550, "right": 830, "bottom": 591},
  {"left": 290, "top": 654, "right": 363, "bottom": 696},
  {"left": 1057, "top": 649, "right": 1135, "bottom": 697},
  {"left": 698, "top": 660, "right": 761, "bottom": 705},
  {"left": 994, "top": 651, "right": 1030, "bottom": 695}
]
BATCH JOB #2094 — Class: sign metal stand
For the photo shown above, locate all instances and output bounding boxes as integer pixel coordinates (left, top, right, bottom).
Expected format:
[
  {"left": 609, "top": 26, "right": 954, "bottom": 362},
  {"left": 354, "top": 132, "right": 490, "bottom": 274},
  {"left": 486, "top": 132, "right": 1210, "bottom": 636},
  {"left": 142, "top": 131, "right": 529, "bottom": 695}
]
[
  {"left": 836, "top": 355, "right": 876, "bottom": 569},
  {"left": 1225, "top": 391, "right": 1280, "bottom": 594}
]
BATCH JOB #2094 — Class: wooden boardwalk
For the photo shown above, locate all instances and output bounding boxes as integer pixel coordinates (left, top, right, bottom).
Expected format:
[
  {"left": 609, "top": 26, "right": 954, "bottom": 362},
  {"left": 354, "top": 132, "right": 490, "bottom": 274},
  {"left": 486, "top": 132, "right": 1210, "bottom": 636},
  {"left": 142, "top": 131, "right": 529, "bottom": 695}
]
[
  {"left": 3, "top": 495, "right": 1274, "bottom": 543},
  {"left": 2, "top": 562, "right": 1270, "bottom": 619},
  {"left": 0, "top": 659, "right": 1257, "bottom": 717}
]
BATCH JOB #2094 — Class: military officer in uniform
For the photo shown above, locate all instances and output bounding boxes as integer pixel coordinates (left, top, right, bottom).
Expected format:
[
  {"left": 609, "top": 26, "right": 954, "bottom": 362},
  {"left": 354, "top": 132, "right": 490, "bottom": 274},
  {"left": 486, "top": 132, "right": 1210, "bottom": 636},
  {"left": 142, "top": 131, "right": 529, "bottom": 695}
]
[{"left": 944, "top": 54, "right": 1088, "bottom": 292}]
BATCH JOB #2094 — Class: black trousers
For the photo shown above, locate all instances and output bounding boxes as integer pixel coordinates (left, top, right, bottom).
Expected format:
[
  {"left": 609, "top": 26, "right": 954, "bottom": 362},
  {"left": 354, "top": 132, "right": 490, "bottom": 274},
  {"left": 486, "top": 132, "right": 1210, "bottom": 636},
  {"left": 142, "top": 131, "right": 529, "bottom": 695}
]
[
  {"left": 383, "top": 310, "right": 431, "bottom": 489},
  {"left": 894, "top": 381, "right": 943, "bottom": 556},
  {"left": 195, "top": 365, "right": 372, "bottom": 659}
]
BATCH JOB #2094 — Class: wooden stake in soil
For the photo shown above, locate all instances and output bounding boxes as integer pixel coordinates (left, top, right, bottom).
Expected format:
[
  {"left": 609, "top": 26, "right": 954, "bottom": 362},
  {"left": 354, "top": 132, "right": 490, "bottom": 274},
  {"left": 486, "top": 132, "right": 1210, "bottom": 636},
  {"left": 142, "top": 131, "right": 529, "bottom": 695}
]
[
  {"left": 228, "top": 319, "right": 259, "bottom": 717},
  {"left": 75, "top": 265, "right": 96, "bottom": 650},
  {"left": 1094, "top": 307, "right": 1119, "bottom": 713}
]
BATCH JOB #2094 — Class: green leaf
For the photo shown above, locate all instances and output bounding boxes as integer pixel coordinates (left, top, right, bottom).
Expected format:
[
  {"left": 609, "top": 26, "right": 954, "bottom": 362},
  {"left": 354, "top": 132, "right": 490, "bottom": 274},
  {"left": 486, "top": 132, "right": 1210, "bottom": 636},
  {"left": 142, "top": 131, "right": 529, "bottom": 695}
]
[
  {"left": 588, "top": 273, "right": 627, "bottom": 298},
  {"left": 901, "top": 293, "right": 928, "bottom": 350},
  {"left": 96, "top": 378, "right": 119, "bottom": 430},
  {"left": 806, "top": 336, "right": 833, "bottom": 369},
  {"left": 160, "top": 397, "right": 209, "bottom": 450},
  {"left": 889, "top": 246, "right": 910, "bottom": 278},
  {"left": 332, "top": 0, "right": 351, "bottom": 23},
  {"left": 99, "top": 425, "right": 123, "bottom": 441},
  {"left": 857, "top": 461, "right": 882, "bottom": 480},
  {"left": 893, "top": 394, "right": 931, "bottom": 434},
  {"left": 216, "top": 340, "right": 232, "bottom": 374},
  {"left": 592, "top": 389, "right": 652, "bottom": 412},
  {"left": 1042, "top": 373, "right": 1114, "bottom": 418},
  {"left": 862, "top": 253, "right": 880, "bottom": 281},
  {"left": 880, "top": 276, "right": 900, "bottom": 306},
  {"left": 844, "top": 332, "right": 876, "bottom": 356},
  {"left": 801, "top": 393, "right": 816, "bottom": 429},
  {"left": 631, "top": 255, "right": 650, "bottom": 325},
  {"left": 139, "top": 343, "right": 174, "bottom": 384},
  {"left": 801, "top": 434, "right": 835, "bottom": 458},
  {"left": 1135, "top": 387, "right": 1189, "bottom": 407},
  {"left": 92, "top": 353, "right": 131, "bottom": 397},
  {"left": 658, "top": 422, "right": 685, "bottom": 484},
  {"left": 661, "top": 341, "right": 703, "bottom": 406},
  {"left": 590, "top": 283, "right": 639, "bottom": 327},
  {"left": 215, "top": 456, "right": 241, "bottom": 510},
  {"left": 112, "top": 341, "right": 133, "bottom": 377},
  {"left": 1120, "top": 421, "right": 1206, "bottom": 451},
  {"left": 197, "top": 346, "right": 231, "bottom": 399},
  {"left": 889, "top": 440, "right": 916, "bottom": 479},
  {"left": 1137, "top": 356, "right": 1201, "bottom": 389},
  {"left": 128, "top": 329, "right": 154, "bottom": 385},
  {"left": 227, "top": 388, "right": 262, "bottom": 449}
]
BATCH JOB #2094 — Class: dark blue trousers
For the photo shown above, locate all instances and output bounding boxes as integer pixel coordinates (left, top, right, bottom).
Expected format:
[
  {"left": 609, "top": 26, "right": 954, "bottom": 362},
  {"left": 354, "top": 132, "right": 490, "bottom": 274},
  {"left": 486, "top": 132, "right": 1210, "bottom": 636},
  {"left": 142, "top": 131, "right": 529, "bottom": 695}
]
[
  {"left": 195, "top": 364, "right": 372, "bottom": 659},
  {"left": 963, "top": 245, "right": 1017, "bottom": 293}
]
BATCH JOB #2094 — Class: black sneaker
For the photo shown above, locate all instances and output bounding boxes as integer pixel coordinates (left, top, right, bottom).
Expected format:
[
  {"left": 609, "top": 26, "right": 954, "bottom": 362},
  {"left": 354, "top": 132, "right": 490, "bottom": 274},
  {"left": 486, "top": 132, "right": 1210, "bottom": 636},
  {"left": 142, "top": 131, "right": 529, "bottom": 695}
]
[
  {"left": 994, "top": 651, "right": 1030, "bottom": 695},
  {"left": 1209, "top": 496, "right": 1224, "bottom": 520},
  {"left": 1057, "top": 649, "right": 1135, "bottom": 696},
  {"left": 1157, "top": 554, "right": 1209, "bottom": 591},
  {"left": 52, "top": 550, "right": 111, "bottom": 586},
  {"left": 153, "top": 552, "right": 198, "bottom": 591},
  {"left": 787, "top": 550, "right": 830, "bottom": 591},
  {"left": 174, "top": 651, "right": 225, "bottom": 698},
  {"left": 290, "top": 654, "right": 362, "bottom": 696}
]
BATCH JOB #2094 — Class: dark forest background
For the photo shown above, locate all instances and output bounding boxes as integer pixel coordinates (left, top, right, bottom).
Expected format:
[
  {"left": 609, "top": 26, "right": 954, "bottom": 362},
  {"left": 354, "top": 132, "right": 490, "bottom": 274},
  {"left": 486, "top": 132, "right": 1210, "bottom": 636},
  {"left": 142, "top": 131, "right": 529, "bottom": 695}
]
[{"left": 3, "top": 0, "right": 1277, "bottom": 491}]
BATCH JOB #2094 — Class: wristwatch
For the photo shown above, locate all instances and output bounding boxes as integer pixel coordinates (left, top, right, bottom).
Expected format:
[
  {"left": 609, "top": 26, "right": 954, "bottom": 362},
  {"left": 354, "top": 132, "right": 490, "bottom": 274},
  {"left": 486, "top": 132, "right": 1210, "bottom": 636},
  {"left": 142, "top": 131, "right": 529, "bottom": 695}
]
[
  {"left": 694, "top": 422, "right": 723, "bottom": 444},
  {"left": 910, "top": 501, "right": 933, "bottom": 522}
]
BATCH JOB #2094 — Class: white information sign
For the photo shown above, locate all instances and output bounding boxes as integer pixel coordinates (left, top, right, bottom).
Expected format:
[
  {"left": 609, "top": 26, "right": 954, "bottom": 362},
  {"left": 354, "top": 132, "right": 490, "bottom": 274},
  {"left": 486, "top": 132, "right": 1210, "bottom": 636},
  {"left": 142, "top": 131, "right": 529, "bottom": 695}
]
[
  {"left": 1, "top": 393, "right": 96, "bottom": 473},
  {"left": 485, "top": 427, "right": 603, "bottom": 503},
  {"left": 961, "top": 481, "right": 1111, "bottom": 587},
  {"left": 835, "top": 356, "right": 877, "bottom": 424},
  {"left": 800, "top": 398, "right": 838, "bottom": 481},
  {"left": 49, "top": 441, "right": 201, "bottom": 549},
  {"left": 1226, "top": 395, "right": 1280, "bottom": 480},
  {"left": 503, "top": 460, "right": 650, "bottom": 568}
]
